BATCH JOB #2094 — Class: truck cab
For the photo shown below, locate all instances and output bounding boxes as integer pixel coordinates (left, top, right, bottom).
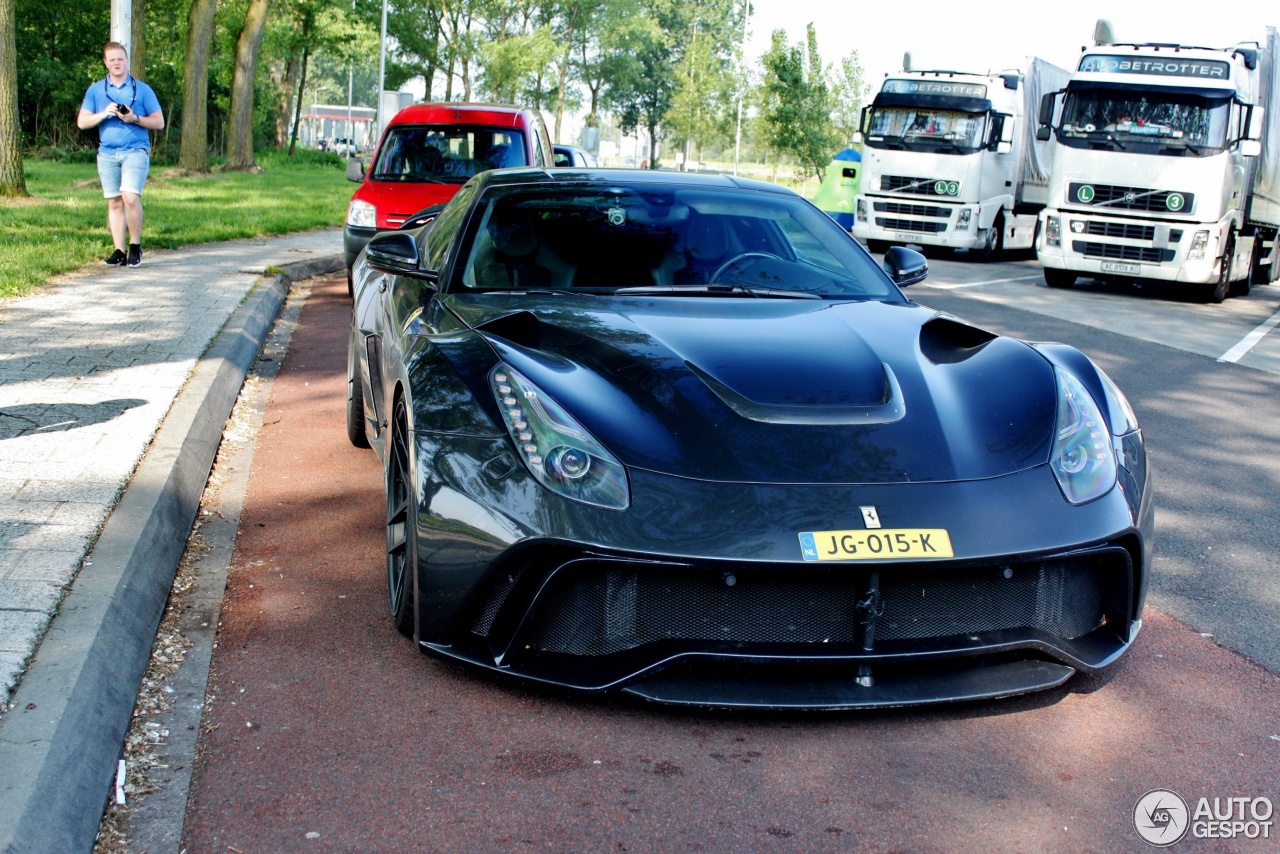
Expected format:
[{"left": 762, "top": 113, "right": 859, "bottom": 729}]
[
  {"left": 1036, "top": 24, "right": 1278, "bottom": 302},
  {"left": 853, "top": 60, "right": 1067, "bottom": 260}
]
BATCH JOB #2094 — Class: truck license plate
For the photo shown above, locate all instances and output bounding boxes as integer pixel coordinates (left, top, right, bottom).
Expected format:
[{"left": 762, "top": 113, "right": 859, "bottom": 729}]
[{"left": 1101, "top": 261, "right": 1140, "bottom": 275}]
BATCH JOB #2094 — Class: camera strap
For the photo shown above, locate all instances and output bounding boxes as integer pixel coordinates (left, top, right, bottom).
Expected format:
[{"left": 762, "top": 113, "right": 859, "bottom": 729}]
[{"left": 102, "top": 76, "right": 138, "bottom": 113}]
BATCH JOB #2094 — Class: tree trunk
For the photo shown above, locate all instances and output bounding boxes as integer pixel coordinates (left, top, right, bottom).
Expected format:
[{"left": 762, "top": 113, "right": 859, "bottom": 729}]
[
  {"left": 288, "top": 47, "right": 309, "bottom": 157},
  {"left": 226, "top": 0, "right": 271, "bottom": 170},
  {"left": 0, "top": 0, "right": 25, "bottom": 196},
  {"left": 552, "top": 9, "right": 578, "bottom": 142},
  {"left": 178, "top": 0, "right": 218, "bottom": 172},
  {"left": 130, "top": 0, "right": 147, "bottom": 81}
]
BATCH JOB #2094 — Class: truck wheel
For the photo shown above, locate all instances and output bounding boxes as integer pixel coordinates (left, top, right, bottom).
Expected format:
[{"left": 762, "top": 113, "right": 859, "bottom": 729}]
[
  {"left": 975, "top": 217, "right": 1004, "bottom": 263},
  {"left": 1201, "top": 229, "right": 1235, "bottom": 303},
  {"left": 866, "top": 239, "right": 890, "bottom": 254},
  {"left": 1044, "top": 268, "right": 1076, "bottom": 289}
]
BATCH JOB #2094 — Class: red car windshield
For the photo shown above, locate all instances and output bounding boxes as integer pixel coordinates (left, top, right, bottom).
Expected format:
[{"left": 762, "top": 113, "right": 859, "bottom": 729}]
[{"left": 371, "top": 125, "right": 528, "bottom": 183}]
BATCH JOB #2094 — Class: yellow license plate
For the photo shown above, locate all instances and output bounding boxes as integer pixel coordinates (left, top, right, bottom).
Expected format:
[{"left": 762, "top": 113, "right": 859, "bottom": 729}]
[{"left": 799, "top": 529, "right": 953, "bottom": 561}]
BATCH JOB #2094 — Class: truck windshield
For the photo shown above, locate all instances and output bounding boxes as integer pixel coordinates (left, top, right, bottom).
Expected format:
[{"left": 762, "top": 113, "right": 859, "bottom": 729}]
[
  {"left": 1058, "top": 88, "right": 1230, "bottom": 155},
  {"left": 866, "top": 108, "right": 988, "bottom": 153}
]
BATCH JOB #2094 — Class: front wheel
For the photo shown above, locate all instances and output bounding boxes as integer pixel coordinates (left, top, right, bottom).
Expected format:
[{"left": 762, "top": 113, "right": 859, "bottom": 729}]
[
  {"left": 1044, "top": 268, "right": 1076, "bottom": 289},
  {"left": 385, "top": 397, "right": 416, "bottom": 637},
  {"left": 1200, "top": 228, "right": 1235, "bottom": 303},
  {"left": 975, "top": 217, "right": 1004, "bottom": 263},
  {"left": 346, "top": 330, "right": 370, "bottom": 449}
]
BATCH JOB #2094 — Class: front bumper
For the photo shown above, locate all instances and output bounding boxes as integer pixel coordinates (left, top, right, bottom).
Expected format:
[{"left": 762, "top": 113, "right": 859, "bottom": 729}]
[
  {"left": 344, "top": 224, "right": 378, "bottom": 272},
  {"left": 1037, "top": 209, "right": 1225, "bottom": 284},
  {"left": 407, "top": 432, "right": 1153, "bottom": 709},
  {"left": 853, "top": 195, "right": 985, "bottom": 249}
]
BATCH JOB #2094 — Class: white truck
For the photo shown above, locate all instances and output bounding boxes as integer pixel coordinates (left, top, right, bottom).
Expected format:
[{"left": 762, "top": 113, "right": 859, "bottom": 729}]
[
  {"left": 852, "top": 55, "right": 1069, "bottom": 260},
  {"left": 1036, "top": 21, "right": 1280, "bottom": 302}
]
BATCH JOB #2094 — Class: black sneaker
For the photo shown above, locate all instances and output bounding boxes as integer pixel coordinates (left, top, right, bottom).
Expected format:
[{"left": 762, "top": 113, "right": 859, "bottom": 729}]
[
  {"left": 127, "top": 245, "right": 142, "bottom": 267},
  {"left": 103, "top": 249, "right": 127, "bottom": 266}
]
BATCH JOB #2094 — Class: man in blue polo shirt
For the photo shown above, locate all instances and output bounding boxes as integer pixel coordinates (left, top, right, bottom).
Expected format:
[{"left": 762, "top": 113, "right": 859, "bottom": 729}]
[{"left": 76, "top": 42, "right": 165, "bottom": 268}]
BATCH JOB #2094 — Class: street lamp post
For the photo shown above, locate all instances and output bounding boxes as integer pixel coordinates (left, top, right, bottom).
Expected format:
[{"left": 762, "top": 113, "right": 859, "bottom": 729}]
[{"left": 313, "top": 85, "right": 329, "bottom": 147}]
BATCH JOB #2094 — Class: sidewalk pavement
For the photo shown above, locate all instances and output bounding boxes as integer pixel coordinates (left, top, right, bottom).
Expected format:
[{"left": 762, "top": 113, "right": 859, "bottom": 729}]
[{"left": 0, "top": 230, "right": 344, "bottom": 852}]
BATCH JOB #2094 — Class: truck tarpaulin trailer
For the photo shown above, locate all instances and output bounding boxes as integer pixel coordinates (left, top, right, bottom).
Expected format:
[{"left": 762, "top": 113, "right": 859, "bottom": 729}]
[
  {"left": 1036, "top": 20, "right": 1280, "bottom": 302},
  {"left": 852, "top": 54, "right": 1069, "bottom": 260}
]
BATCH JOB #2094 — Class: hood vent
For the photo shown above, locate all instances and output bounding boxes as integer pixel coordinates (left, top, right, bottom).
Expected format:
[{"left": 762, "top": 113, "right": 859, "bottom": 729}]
[
  {"left": 687, "top": 361, "right": 906, "bottom": 426},
  {"left": 919, "top": 315, "right": 997, "bottom": 365}
]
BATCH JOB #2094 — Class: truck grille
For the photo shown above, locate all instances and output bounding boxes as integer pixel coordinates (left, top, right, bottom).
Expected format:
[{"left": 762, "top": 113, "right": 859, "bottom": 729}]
[
  {"left": 882, "top": 175, "right": 952, "bottom": 196},
  {"left": 876, "top": 218, "right": 948, "bottom": 234},
  {"left": 1067, "top": 183, "right": 1194, "bottom": 213},
  {"left": 874, "top": 202, "right": 952, "bottom": 219},
  {"left": 1079, "top": 221, "right": 1156, "bottom": 241},
  {"left": 1073, "top": 241, "right": 1174, "bottom": 263}
]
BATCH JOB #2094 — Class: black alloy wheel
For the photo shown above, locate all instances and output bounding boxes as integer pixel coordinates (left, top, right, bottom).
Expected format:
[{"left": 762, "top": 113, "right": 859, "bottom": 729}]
[
  {"left": 385, "top": 397, "right": 415, "bottom": 637},
  {"left": 346, "top": 329, "right": 370, "bottom": 449}
]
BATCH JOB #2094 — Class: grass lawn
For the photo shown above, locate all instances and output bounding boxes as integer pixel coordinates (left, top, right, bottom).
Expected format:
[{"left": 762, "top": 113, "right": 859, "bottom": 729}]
[{"left": 0, "top": 150, "right": 352, "bottom": 299}]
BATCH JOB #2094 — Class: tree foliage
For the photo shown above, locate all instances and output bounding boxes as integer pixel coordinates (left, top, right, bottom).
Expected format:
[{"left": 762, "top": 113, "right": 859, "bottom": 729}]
[{"left": 760, "top": 24, "right": 841, "bottom": 179}]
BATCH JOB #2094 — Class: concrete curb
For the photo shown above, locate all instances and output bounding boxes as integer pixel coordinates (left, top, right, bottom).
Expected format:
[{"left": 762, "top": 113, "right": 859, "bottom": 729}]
[{"left": 0, "top": 256, "right": 342, "bottom": 854}]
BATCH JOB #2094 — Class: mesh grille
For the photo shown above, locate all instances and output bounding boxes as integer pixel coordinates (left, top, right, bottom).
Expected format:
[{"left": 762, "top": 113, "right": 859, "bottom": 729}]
[
  {"left": 876, "top": 218, "right": 948, "bottom": 234},
  {"left": 1068, "top": 183, "right": 1193, "bottom": 213},
  {"left": 518, "top": 555, "right": 1116, "bottom": 657},
  {"left": 882, "top": 175, "right": 949, "bottom": 196},
  {"left": 877, "top": 560, "right": 1105, "bottom": 642}
]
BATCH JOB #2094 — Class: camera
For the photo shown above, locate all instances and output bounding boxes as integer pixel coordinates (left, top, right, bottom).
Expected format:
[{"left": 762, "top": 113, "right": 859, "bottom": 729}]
[{"left": 117, "top": 104, "right": 130, "bottom": 116}]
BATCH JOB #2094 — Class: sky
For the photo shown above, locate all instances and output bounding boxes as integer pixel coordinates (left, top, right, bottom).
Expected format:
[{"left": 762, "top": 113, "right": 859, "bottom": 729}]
[{"left": 746, "top": 0, "right": 1277, "bottom": 90}]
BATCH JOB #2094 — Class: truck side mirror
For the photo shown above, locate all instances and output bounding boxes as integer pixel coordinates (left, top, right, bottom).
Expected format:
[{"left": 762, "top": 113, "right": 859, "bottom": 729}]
[
  {"left": 996, "top": 141, "right": 1013, "bottom": 154},
  {"left": 1036, "top": 126, "right": 1052, "bottom": 142},
  {"left": 852, "top": 131, "right": 864, "bottom": 145},
  {"left": 1000, "top": 116, "right": 1016, "bottom": 144},
  {"left": 1241, "top": 139, "right": 1262, "bottom": 157},
  {"left": 1248, "top": 106, "right": 1266, "bottom": 140},
  {"left": 859, "top": 105, "right": 869, "bottom": 134},
  {"left": 1039, "top": 92, "right": 1057, "bottom": 127}
]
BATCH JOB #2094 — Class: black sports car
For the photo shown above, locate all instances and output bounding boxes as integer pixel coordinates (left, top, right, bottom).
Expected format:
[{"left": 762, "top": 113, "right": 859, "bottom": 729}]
[{"left": 347, "top": 167, "right": 1153, "bottom": 710}]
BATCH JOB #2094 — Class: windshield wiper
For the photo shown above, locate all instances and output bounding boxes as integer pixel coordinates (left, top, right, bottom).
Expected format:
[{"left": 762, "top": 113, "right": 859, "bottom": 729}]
[
  {"left": 613, "top": 284, "right": 822, "bottom": 299},
  {"left": 1160, "top": 138, "right": 1202, "bottom": 155}
]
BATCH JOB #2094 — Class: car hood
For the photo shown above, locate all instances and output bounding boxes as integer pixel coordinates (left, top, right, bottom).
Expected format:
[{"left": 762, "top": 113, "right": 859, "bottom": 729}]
[{"left": 445, "top": 294, "right": 1057, "bottom": 484}]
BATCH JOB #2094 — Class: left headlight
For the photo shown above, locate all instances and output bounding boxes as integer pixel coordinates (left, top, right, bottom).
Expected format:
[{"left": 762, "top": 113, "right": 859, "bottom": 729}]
[
  {"left": 1050, "top": 368, "right": 1117, "bottom": 505},
  {"left": 347, "top": 199, "right": 376, "bottom": 228},
  {"left": 491, "top": 364, "right": 630, "bottom": 510}
]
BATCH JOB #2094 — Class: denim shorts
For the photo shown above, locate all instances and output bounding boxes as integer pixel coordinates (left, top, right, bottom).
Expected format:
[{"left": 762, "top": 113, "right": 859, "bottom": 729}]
[{"left": 98, "top": 149, "right": 151, "bottom": 198}]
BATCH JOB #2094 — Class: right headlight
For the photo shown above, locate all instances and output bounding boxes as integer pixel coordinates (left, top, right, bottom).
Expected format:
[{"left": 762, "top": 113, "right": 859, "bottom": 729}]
[
  {"left": 1188, "top": 230, "right": 1209, "bottom": 260},
  {"left": 347, "top": 199, "right": 376, "bottom": 228},
  {"left": 491, "top": 364, "right": 630, "bottom": 510},
  {"left": 855, "top": 198, "right": 867, "bottom": 221},
  {"left": 1050, "top": 367, "right": 1117, "bottom": 505}
]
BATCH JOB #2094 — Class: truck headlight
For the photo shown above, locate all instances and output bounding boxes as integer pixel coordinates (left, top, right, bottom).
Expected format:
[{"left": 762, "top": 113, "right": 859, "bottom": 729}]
[
  {"left": 855, "top": 198, "right": 867, "bottom": 222},
  {"left": 957, "top": 208, "right": 972, "bottom": 229},
  {"left": 1046, "top": 216, "right": 1061, "bottom": 246},
  {"left": 347, "top": 199, "right": 376, "bottom": 228},
  {"left": 1188, "top": 230, "right": 1209, "bottom": 260}
]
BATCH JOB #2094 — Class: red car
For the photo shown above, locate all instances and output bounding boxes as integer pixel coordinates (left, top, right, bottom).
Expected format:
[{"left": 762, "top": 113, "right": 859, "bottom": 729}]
[{"left": 343, "top": 103, "right": 554, "bottom": 291}]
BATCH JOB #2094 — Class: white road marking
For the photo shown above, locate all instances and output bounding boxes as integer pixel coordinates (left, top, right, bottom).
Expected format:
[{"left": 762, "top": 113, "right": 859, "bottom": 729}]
[
  {"left": 1218, "top": 306, "right": 1280, "bottom": 363},
  {"left": 922, "top": 274, "right": 1044, "bottom": 290}
]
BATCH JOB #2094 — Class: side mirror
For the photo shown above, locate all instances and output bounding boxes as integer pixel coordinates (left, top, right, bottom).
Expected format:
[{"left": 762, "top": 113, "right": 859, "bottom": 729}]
[
  {"left": 882, "top": 245, "right": 928, "bottom": 287},
  {"left": 1039, "top": 92, "right": 1057, "bottom": 127},
  {"left": 1241, "top": 139, "right": 1262, "bottom": 157},
  {"left": 1036, "top": 126, "right": 1052, "bottom": 142},
  {"left": 346, "top": 158, "right": 366, "bottom": 183},
  {"left": 1000, "top": 116, "right": 1016, "bottom": 144},
  {"left": 852, "top": 131, "right": 864, "bottom": 145},
  {"left": 1248, "top": 105, "right": 1266, "bottom": 140},
  {"left": 996, "top": 141, "right": 1013, "bottom": 155},
  {"left": 365, "top": 231, "right": 438, "bottom": 283}
]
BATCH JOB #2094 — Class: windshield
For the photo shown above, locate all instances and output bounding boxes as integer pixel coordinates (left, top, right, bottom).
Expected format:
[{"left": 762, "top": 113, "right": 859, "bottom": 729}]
[
  {"left": 1059, "top": 88, "right": 1231, "bottom": 154},
  {"left": 453, "top": 185, "right": 900, "bottom": 301},
  {"left": 372, "top": 125, "right": 528, "bottom": 183},
  {"left": 866, "top": 107, "right": 988, "bottom": 152}
]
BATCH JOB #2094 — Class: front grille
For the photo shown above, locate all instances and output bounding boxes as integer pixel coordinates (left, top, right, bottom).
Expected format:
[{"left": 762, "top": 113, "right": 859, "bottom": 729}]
[
  {"left": 516, "top": 553, "right": 1122, "bottom": 657},
  {"left": 882, "top": 175, "right": 950, "bottom": 196},
  {"left": 1080, "top": 221, "right": 1156, "bottom": 241},
  {"left": 1072, "top": 241, "right": 1173, "bottom": 263},
  {"left": 874, "top": 202, "right": 951, "bottom": 218},
  {"left": 1068, "top": 182, "right": 1194, "bottom": 213},
  {"left": 876, "top": 218, "right": 948, "bottom": 234}
]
